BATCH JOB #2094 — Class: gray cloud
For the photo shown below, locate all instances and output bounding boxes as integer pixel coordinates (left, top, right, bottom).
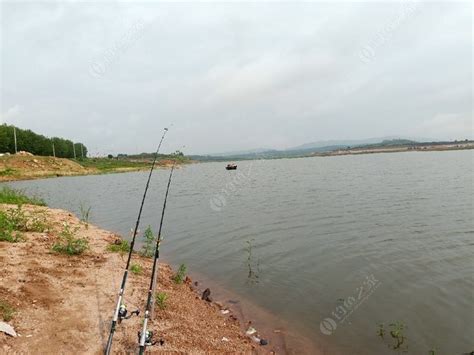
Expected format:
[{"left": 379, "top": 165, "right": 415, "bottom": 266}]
[{"left": 1, "top": 1, "right": 472, "bottom": 155}]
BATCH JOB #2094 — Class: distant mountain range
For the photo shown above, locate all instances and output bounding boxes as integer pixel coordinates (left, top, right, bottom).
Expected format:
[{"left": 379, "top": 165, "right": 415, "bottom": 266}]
[{"left": 191, "top": 136, "right": 436, "bottom": 160}]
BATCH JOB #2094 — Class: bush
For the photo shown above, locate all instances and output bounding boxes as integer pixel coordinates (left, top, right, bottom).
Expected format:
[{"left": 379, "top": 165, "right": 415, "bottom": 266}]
[
  {"left": 0, "top": 186, "right": 46, "bottom": 206},
  {"left": 155, "top": 292, "right": 168, "bottom": 310},
  {"left": 173, "top": 264, "right": 187, "bottom": 284},
  {"left": 130, "top": 263, "right": 143, "bottom": 274},
  {"left": 52, "top": 223, "right": 88, "bottom": 255}
]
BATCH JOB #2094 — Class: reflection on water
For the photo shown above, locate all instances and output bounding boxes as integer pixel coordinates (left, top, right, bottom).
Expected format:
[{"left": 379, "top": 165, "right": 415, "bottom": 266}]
[{"left": 5, "top": 150, "right": 473, "bottom": 354}]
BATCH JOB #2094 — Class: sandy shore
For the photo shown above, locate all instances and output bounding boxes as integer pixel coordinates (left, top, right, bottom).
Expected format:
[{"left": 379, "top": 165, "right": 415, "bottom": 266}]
[{"left": 0, "top": 204, "right": 270, "bottom": 354}]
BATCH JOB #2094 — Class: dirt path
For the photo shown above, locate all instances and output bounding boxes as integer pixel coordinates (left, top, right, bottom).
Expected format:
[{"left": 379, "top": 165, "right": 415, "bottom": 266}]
[{"left": 0, "top": 205, "right": 259, "bottom": 354}]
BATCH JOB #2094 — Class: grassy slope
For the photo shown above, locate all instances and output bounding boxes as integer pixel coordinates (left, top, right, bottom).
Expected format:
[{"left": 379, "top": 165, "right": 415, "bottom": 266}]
[{"left": 0, "top": 186, "right": 46, "bottom": 206}]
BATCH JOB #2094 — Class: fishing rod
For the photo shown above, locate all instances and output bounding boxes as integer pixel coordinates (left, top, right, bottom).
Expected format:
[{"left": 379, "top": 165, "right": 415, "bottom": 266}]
[
  {"left": 105, "top": 127, "right": 169, "bottom": 355},
  {"left": 138, "top": 158, "right": 178, "bottom": 354}
]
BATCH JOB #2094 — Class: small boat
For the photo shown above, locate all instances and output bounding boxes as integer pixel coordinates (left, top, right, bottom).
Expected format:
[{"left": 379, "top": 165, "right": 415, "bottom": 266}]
[{"left": 226, "top": 163, "right": 237, "bottom": 170}]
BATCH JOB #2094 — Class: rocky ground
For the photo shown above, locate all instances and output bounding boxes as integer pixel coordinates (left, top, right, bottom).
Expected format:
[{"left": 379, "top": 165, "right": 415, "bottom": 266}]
[{"left": 0, "top": 204, "right": 267, "bottom": 354}]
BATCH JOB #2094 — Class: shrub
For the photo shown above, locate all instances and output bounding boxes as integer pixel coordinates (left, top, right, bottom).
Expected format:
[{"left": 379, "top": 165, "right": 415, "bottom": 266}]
[
  {"left": 0, "top": 186, "right": 46, "bottom": 206},
  {"left": 52, "top": 223, "right": 88, "bottom": 255},
  {"left": 155, "top": 292, "right": 168, "bottom": 310},
  {"left": 130, "top": 263, "right": 142, "bottom": 274},
  {"left": 172, "top": 264, "right": 187, "bottom": 284},
  {"left": 0, "top": 299, "right": 15, "bottom": 321}
]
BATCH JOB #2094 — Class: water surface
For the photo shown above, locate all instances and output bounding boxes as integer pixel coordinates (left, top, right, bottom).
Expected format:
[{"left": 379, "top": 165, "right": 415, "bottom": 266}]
[{"left": 5, "top": 150, "right": 473, "bottom": 354}]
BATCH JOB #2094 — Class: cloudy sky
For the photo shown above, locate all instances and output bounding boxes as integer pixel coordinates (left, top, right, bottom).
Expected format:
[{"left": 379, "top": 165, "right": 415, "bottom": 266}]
[{"left": 1, "top": 1, "right": 472, "bottom": 155}]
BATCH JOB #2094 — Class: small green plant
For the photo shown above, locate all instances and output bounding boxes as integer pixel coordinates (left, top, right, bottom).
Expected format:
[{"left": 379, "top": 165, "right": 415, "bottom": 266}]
[
  {"left": 28, "top": 210, "right": 50, "bottom": 232},
  {"left": 173, "top": 264, "right": 187, "bottom": 284},
  {"left": 79, "top": 203, "right": 92, "bottom": 229},
  {"left": 6, "top": 205, "right": 28, "bottom": 231},
  {"left": 155, "top": 292, "right": 168, "bottom": 310},
  {"left": 52, "top": 223, "right": 88, "bottom": 255},
  {"left": 389, "top": 322, "right": 406, "bottom": 349},
  {"left": 0, "top": 186, "right": 46, "bottom": 206},
  {"left": 378, "top": 321, "right": 407, "bottom": 351},
  {"left": 0, "top": 299, "right": 15, "bottom": 321},
  {"left": 141, "top": 225, "right": 155, "bottom": 258},
  {"left": 107, "top": 238, "right": 130, "bottom": 254},
  {"left": 428, "top": 349, "right": 436, "bottom": 355},
  {"left": 0, "top": 210, "right": 24, "bottom": 242},
  {"left": 130, "top": 263, "right": 143, "bottom": 274}
]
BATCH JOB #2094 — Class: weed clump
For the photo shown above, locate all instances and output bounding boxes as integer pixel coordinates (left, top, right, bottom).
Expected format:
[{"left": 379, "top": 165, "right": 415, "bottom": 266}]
[
  {"left": 141, "top": 225, "right": 156, "bottom": 258},
  {"left": 0, "top": 186, "right": 46, "bottom": 206},
  {"left": 107, "top": 238, "right": 130, "bottom": 254},
  {"left": 130, "top": 263, "right": 143, "bottom": 274},
  {"left": 173, "top": 264, "right": 187, "bottom": 284},
  {"left": 0, "top": 299, "right": 15, "bottom": 321},
  {"left": 52, "top": 223, "right": 88, "bottom": 255},
  {"left": 155, "top": 292, "right": 168, "bottom": 310}
]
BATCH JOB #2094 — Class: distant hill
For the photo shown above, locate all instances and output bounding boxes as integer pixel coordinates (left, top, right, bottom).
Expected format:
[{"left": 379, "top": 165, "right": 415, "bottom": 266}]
[{"left": 189, "top": 136, "right": 471, "bottom": 162}]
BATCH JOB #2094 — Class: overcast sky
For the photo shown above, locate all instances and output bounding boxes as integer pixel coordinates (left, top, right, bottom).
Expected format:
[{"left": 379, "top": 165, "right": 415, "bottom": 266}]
[{"left": 1, "top": 1, "right": 472, "bottom": 155}]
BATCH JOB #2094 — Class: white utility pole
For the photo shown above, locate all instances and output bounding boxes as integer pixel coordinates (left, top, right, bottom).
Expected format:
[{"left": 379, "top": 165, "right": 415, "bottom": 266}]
[
  {"left": 72, "top": 142, "right": 76, "bottom": 159},
  {"left": 80, "top": 143, "right": 84, "bottom": 158},
  {"left": 52, "top": 141, "right": 56, "bottom": 158},
  {"left": 13, "top": 127, "right": 17, "bottom": 154}
]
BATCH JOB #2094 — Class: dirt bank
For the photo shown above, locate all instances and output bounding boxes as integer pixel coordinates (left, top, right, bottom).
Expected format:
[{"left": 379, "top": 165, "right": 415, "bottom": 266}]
[
  {"left": 0, "top": 204, "right": 266, "bottom": 354},
  {"left": 0, "top": 155, "right": 93, "bottom": 182}
]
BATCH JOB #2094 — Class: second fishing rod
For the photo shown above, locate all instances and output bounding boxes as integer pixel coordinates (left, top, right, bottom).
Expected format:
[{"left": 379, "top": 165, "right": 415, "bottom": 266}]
[
  {"left": 138, "top": 158, "right": 177, "bottom": 354},
  {"left": 105, "top": 127, "right": 169, "bottom": 355}
]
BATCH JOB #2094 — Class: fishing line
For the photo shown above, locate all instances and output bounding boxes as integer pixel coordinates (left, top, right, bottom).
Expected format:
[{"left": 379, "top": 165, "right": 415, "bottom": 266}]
[{"left": 104, "top": 127, "right": 169, "bottom": 355}]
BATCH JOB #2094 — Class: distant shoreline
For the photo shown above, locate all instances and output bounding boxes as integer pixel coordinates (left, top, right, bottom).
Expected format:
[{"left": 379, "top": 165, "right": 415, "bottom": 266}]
[
  {"left": 311, "top": 142, "right": 474, "bottom": 157},
  {"left": 191, "top": 141, "right": 474, "bottom": 163}
]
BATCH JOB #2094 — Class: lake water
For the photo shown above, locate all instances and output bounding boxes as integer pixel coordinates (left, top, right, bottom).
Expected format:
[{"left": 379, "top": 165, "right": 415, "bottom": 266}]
[{"left": 4, "top": 150, "right": 473, "bottom": 354}]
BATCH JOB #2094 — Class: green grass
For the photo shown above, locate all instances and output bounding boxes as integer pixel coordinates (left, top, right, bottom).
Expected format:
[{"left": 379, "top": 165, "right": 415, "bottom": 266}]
[
  {"left": 0, "top": 299, "right": 15, "bottom": 321},
  {"left": 77, "top": 158, "right": 150, "bottom": 172},
  {"left": 52, "top": 223, "right": 88, "bottom": 255},
  {"left": 0, "top": 168, "right": 16, "bottom": 176},
  {"left": 0, "top": 186, "right": 46, "bottom": 206},
  {"left": 107, "top": 238, "right": 130, "bottom": 254},
  {"left": 0, "top": 205, "right": 50, "bottom": 242},
  {"left": 172, "top": 264, "right": 187, "bottom": 284},
  {"left": 155, "top": 292, "right": 168, "bottom": 310},
  {"left": 130, "top": 263, "right": 143, "bottom": 274}
]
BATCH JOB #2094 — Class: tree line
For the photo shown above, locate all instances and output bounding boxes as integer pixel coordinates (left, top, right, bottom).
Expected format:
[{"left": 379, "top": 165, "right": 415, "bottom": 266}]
[{"left": 0, "top": 124, "right": 88, "bottom": 158}]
